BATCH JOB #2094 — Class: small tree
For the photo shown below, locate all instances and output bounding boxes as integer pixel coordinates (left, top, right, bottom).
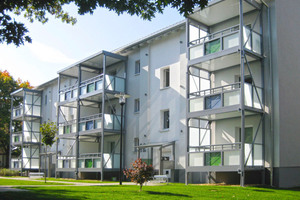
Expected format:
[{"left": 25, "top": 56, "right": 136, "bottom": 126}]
[
  {"left": 40, "top": 121, "right": 57, "bottom": 183},
  {"left": 123, "top": 158, "right": 153, "bottom": 192}
]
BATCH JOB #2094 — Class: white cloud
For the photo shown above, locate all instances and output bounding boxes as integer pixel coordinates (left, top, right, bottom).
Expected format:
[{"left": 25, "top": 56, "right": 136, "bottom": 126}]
[{"left": 28, "top": 41, "right": 76, "bottom": 64}]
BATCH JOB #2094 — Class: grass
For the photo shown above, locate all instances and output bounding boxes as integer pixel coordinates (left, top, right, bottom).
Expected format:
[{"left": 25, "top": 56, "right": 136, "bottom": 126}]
[
  {"left": 0, "top": 178, "right": 71, "bottom": 186},
  {"left": 37, "top": 177, "right": 117, "bottom": 184},
  {"left": 0, "top": 183, "right": 300, "bottom": 200}
]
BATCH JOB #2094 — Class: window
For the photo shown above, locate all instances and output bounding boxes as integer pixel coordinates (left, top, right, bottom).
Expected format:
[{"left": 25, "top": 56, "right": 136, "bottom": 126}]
[
  {"left": 134, "top": 138, "right": 139, "bottom": 152},
  {"left": 45, "top": 95, "right": 47, "bottom": 105},
  {"left": 135, "top": 60, "right": 140, "bottom": 75},
  {"left": 161, "top": 67, "right": 170, "bottom": 88},
  {"left": 237, "top": 127, "right": 253, "bottom": 144},
  {"left": 162, "top": 110, "right": 170, "bottom": 130},
  {"left": 134, "top": 98, "right": 140, "bottom": 113}
]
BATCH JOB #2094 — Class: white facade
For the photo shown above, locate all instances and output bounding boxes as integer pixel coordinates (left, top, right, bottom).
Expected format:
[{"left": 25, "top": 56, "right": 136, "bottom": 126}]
[{"left": 9, "top": 0, "right": 300, "bottom": 188}]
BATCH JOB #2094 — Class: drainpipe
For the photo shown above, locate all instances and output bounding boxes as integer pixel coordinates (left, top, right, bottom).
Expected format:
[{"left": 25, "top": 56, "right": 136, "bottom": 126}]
[
  {"left": 261, "top": 0, "right": 273, "bottom": 187},
  {"left": 239, "top": 0, "right": 246, "bottom": 187}
]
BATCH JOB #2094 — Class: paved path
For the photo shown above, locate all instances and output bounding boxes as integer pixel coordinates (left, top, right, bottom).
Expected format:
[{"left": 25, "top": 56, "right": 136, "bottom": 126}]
[{"left": 0, "top": 176, "right": 140, "bottom": 192}]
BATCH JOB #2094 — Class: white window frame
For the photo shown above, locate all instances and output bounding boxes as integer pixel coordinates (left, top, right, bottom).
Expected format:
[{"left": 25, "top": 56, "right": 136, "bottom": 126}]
[
  {"left": 134, "top": 98, "right": 140, "bottom": 113},
  {"left": 135, "top": 60, "right": 140, "bottom": 75},
  {"left": 161, "top": 109, "right": 170, "bottom": 131},
  {"left": 160, "top": 67, "right": 170, "bottom": 89}
]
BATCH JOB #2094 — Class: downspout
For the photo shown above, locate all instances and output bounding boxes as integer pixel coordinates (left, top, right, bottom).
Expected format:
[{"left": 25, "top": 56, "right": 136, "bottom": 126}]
[{"left": 261, "top": 0, "right": 273, "bottom": 187}]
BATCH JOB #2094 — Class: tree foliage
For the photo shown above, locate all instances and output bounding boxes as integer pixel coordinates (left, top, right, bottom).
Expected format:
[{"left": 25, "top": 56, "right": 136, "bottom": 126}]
[
  {"left": 40, "top": 121, "right": 57, "bottom": 147},
  {"left": 40, "top": 121, "right": 57, "bottom": 183},
  {"left": 1, "top": 0, "right": 208, "bottom": 46},
  {"left": 0, "top": 70, "right": 32, "bottom": 168},
  {"left": 123, "top": 158, "right": 154, "bottom": 191}
]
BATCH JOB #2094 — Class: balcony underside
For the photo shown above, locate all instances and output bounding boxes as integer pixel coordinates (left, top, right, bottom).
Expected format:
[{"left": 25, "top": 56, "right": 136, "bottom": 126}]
[
  {"left": 12, "top": 115, "right": 41, "bottom": 121},
  {"left": 58, "top": 130, "right": 120, "bottom": 141},
  {"left": 58, "top": 92, "right": 117, "bottom": 108},
  {"left": 188, "top": 48, "right": 261, "bottom": 72},
  {"left": 188, "top": 105, "right": 263, "bottom": 120},
  {"left": 188, "top": 0, "right": 260, "bottom": 27},
  {"left": 187, "top": 165, "right": 264, "bottom": 172}
]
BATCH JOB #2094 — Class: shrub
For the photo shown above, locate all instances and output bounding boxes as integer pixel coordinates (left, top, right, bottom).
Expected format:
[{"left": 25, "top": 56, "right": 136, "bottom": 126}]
[
  {"left": 123, "top": 158, "right": 154, "bottom": 191},
  {"left": 0, "top": 168, "right": 19, "bottom": 176}
]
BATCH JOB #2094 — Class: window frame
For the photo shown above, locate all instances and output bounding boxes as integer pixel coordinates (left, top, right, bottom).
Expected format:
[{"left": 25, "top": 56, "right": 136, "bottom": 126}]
[
  {"left": 160, "top": 67, "right": 170, "bottom": 89},
  {"left": 134, "top": 98, "right": 140, "bottom": 113},
  {"left": 161, "top": 109, "right": 170, "bottom": 130},
  {"left": 135, "top": 60, "right": 140, "bottom": 75}
]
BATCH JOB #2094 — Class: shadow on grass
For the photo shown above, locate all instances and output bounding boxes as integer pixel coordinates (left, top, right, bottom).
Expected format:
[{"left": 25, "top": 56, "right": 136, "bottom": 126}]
[
  {"left": 146, "top": 191, "right": 191, "bottom": 198},
  {"left": 252, "top": 189, "right": 274, "bottom": 193}
]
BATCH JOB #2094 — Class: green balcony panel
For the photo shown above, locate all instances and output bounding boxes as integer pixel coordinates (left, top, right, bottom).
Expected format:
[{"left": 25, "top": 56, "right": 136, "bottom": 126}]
[
  {"left": 205, "top": 152, "right": 221, "bottom": 166},
  {"left": 87, "top": 83, "right": 95, "bottom": 93},
  {"left": 85, "top": 159, "right": 93, "bottom": 168},
  {"left": 205, "top": 39, "right": 220, "bottom": 55}
]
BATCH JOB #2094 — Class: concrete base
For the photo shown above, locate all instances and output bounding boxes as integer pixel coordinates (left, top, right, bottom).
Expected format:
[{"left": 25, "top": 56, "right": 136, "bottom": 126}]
[{"left": 273, "top": 167, "right": 300, "bottom": 188}]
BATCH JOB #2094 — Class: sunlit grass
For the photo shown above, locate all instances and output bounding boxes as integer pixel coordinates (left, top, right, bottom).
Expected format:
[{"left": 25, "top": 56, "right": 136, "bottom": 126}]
[
  {"left": 1, "top": 182, "right": 300, "bottom": 200},
  {"left": 0, "top": 178, "right": 70, "bottom": 186},
  {"left": 37, "top": 177, "right": 117, "bottom": 184}
]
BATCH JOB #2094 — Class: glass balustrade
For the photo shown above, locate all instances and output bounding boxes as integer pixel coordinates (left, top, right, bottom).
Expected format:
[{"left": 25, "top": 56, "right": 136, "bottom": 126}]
[
  {"left": 188, "top": 142, "right": 262, "bottom": 167},
  {"left": 59, "top": 75, "right": 126, "bottom": 102},
  {"left": 189, "top": 83, "right": 263, "bottom": 112},
  {"left": 57, "top": 153, "right": 120, "bottom": 169},
  {"left": 189, "top": 25, "right": 262, "bottom": 60},
  {"left": 59, "top": 113, "right": 123, "bottom": 135}
]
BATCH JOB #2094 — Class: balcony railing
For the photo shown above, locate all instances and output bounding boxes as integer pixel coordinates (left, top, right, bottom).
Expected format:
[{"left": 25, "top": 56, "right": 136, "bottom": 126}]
[
  {"left": 189, "top": 25, "right": 262, "bottom": 60},
  {"left": 12, "top": 105, "right": 23, "bottom": 118},
  {"left": 57, "top": 153, "right": 120, "bottom": 169},
  {"left": 189, "top": 82, "right": 263, "bottom": 112},
  {"left": 11, "top": 158, "right": 22, "bottom": 169},
  {"left": 12, "top": 132, "right": 23, "bottom": 144},
  {"left": 188, "top": 143, "right": 263, "bottom": 167},
  {"left": 58, "top": 113, "right": 123, "bottom": 135},
  {"left": 59, "top": 74, "right": 126, "bottom": 102}
]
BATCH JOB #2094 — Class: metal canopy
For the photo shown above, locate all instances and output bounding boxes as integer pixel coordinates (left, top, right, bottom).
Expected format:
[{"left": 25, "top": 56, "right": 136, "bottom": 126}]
[
  {"left": 188, "top": 0, "right": 260, "bottom": 26},
  {"left": 58, "top": 51, "right": 127, "bottom": 77},
  {"left": 10, "top": 88, "right": 41, "bottom": 97}
]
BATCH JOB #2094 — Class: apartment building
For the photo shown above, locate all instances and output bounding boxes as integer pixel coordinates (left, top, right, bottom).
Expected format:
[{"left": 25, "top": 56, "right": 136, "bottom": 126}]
[{"left": 9, "top": 0, "right": 300, "bottom": 188}]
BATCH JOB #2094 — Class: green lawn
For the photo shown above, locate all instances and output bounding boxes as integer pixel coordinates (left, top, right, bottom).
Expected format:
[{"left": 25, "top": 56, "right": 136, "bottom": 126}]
[
  {"left": 37, "top": 177, "right": 117, "bottom": 184},
  {"left": 1, "top": 183, "right": 300, "bottom": 200},
  {"left": 0, "top": 178, "right": 71, "bottom": 186}
]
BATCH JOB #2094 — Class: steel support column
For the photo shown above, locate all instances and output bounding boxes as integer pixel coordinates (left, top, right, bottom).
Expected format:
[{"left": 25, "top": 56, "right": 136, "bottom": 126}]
[
  {"left": 100, "top": 55, "right": 106, "bottom": 181},
  {"left": 75, "top": 66, "right": 81, "bottom": 179},
  {"left": 55, "top": 75, "right": 61, "bottom": 178},
  {"left": 239, "top": 0, "right": 246, "bottom": 187}
]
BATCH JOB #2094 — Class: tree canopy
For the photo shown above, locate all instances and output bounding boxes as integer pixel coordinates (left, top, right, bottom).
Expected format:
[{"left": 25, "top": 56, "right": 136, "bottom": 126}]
[
  {"left": 0, "top": 70, "right": 32, "bottom": 168},
  {"left": 1, "top": 0, "right": 208, "bottom": 46}
]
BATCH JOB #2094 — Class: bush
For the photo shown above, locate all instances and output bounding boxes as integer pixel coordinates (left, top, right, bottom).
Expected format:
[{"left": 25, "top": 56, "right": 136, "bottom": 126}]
[
  {"left": 0, "top": 168, "right": 19, "bottom": 176},
  {"left": 123, "top": 158, "right": 154, "bottom": 191}
]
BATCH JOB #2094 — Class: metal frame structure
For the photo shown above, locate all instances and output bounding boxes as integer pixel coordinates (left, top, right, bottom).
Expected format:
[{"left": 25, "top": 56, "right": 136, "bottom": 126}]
[
  {"left": 185, "top": 0, "right": 266, "bottom": 186},
  {"left": 55, "top": 51, "right": 128, "bottom": 181},
  {"left": 10, "top": 88, "right": 42, "bottom": 175}
]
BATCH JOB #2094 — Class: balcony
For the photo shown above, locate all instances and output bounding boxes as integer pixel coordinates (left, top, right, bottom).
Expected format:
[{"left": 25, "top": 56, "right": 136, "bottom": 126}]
[
  {"left": 188, "top": 25, "right": 262, "bottom": 71},
  {"left": 12, "top": 105, "right": 23, "bottom": 119},
  {"left": 59, "top": 74, "right": 126, "bottom": 103},
  {"left": 188, "top": 142, "right": 263, "bottom": 170},
  {"left": 11, "top": 158, "right": 22, "bottom": 169},
  {"left": 58, "top": 113, "right": 122, "bottom": 136},
  {"left": 57, "top": 153, "right": 120, "bottom": 170},
  {"left": 188, "top": 82, "right": 263, "bottom": 119},
  {"left": 12, "top": 132, "right": 22, "bottom": 145}
]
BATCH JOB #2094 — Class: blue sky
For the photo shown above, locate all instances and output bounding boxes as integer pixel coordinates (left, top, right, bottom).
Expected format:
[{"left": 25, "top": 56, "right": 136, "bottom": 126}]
[{"left": 0, "top": 4, "right": 183, "bottom": 86}]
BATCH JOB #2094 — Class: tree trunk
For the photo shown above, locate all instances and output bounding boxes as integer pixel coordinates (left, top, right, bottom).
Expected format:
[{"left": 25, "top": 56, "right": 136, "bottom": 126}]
[
  {"left": 44, "top": 147, "right": 47, "bottom": 183},
  {"left": 5, "top": 146, "right": 9, "bottom": 168},
  {"left": 140, "top": 183, "right": 143, "bottom": 192}
]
